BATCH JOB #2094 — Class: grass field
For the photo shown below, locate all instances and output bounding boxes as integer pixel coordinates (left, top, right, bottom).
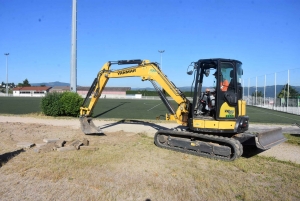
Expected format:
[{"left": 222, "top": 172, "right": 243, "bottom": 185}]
[
  {"left": 0, "top": 97, "right": 42, "bottom": 114},
  {"left": 1, "top": 97, "right": 300, "bottom": 124}
]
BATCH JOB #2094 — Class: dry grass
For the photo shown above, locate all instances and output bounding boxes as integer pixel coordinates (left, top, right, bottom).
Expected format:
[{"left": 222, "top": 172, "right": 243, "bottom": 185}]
[{"left": 0, "top": 123, "right": 300, "bottom": 201}]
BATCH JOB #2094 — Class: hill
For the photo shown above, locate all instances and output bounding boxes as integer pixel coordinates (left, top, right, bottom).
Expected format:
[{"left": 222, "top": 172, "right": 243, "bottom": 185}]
[{"left": 31, "top": 81, "right": 70, "bottom": 87}]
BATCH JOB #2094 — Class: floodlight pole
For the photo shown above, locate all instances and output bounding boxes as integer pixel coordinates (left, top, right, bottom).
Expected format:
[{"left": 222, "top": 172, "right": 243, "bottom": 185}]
[
  {"left": 70, "top": 0, "right": 77, "bottom": 92},
  {"left": 4, "top": 53, "right": 9, "bottom": 96},
  {"left": 158, "top": 50, "right": 165, "bottom": 70}
]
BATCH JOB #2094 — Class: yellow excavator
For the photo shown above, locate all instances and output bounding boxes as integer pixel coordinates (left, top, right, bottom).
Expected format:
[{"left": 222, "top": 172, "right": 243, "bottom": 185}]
[{"left": 79, "top": 59, "right": 286, "bottom": 161}]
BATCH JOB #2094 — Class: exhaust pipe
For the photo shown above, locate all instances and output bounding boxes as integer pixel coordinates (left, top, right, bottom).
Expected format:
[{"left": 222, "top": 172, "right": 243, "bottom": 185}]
[{"left": 79, "top": 116, "right": 103, "bottom": 135}]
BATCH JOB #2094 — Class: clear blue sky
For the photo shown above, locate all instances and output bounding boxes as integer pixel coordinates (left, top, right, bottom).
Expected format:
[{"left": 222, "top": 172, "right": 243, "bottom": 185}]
[{"left": 1, "top": 0, "right": 299, "bottom": 88}]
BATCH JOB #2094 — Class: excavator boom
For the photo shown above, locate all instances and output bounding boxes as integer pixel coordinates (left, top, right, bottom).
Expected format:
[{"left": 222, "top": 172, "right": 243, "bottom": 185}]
[{"left": 80, "top": 59, "right": 190, "bottom": 134}]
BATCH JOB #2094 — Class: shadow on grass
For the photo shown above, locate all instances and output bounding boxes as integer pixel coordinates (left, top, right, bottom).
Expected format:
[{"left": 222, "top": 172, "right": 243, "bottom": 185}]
[
  {"left": 93, "top": 102, "right": 129, "bottom": 118},
  {"left": 242, "top": 146, "right": 266, "bottom": 158},
  {"left": 0, "top": 149, "right": 24, "bottom": 168}
]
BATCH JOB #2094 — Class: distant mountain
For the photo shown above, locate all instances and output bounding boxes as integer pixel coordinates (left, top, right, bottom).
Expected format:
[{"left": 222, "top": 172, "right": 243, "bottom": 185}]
[
  {"left": 179, "top": 86, "right": 194, "bottom": 92},
  {"left": 31, "top": 81, "right": 70, "bottom": 87}
]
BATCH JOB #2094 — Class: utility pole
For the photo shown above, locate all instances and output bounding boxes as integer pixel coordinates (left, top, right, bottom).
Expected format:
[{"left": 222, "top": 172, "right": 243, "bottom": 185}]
[
  {"left": 158, "top": 50, "right": 165, "bottom": 70},
  {"left": 70, "top": 0, "right": 77, "bottom": 92},
  {"left": 4, "top": 53, "right": 9, "bottom": 96}
]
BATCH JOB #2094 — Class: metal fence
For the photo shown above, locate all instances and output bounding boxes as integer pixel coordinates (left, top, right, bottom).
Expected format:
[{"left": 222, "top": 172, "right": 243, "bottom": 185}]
[{"left": 242, "top": 68, "right": 300, "bottom": 115}]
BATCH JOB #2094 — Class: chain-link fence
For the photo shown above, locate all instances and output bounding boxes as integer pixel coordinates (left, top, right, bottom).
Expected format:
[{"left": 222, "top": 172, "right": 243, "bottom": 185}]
[{"left": 243, "top": 68, "right": 300, "bottom": 115}]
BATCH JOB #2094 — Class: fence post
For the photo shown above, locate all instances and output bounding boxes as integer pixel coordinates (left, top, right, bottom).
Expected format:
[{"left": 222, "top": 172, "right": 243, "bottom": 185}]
[
  {"left": 274, "top": 72, "right": 276, "bottom": 110},
  {"left": 256, "top": 76, "right": 257, "bottom": 105},
  {"left": 287, "top": 69, "right": 289, "bottom": 112},
  {"left": 264, "top": 74, "right": 266, "bottom": 106},
  {"left": 248, "top": 78, "right": 250, "bottom": 104}
]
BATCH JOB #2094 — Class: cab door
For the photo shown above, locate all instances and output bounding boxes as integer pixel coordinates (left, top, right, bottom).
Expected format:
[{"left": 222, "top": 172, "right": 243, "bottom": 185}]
[{"left": 215, "top": 61, "right": 238, "bottom": 120}]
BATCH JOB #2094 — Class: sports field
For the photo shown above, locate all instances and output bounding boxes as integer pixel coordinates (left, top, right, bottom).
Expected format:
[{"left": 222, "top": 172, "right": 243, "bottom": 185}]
[{"left": 0, "top": 97, "right": 300, "bottom": 124}]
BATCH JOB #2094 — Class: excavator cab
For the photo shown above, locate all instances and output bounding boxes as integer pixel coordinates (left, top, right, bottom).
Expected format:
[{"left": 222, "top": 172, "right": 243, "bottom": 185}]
[
  {"left": 191, "top": 59, "right": 248, "bottom": 133},
  {"left": 189, "top": 58, "right": 285, "bottom": 150}
]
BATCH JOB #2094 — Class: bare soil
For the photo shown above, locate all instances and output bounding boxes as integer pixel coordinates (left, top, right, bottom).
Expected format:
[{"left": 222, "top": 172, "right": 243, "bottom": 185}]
[{"left": 0, "top": 115, "right": 300, "bottom": 200}]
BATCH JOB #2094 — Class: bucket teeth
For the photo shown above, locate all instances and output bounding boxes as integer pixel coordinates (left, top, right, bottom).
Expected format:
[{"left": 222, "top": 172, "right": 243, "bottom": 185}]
[{"left": 79, "top": 116, "right": 103, "bottom": 135}]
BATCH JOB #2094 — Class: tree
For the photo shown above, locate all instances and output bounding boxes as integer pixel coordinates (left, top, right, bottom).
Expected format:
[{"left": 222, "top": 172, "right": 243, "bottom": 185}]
[
  {"left": 251, "top": 91, "right": 264, "bottom": 97},
  {"left": 23, "top": 79, "right": 31, "bottom": 86},
  {"left": 9, "top": 82, "right": 15, "bottom": 88},
  {"left": 18, "top": 79, "right": 31, "bottom": 87},
  {"left": 277, "top": 84, "right": 299, "bottom": 98}
]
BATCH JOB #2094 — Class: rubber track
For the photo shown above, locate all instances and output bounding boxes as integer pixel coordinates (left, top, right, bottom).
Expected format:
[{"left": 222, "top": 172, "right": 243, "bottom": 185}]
[{"left": 154, "top": 129, "right": 243, "bottom": 161}]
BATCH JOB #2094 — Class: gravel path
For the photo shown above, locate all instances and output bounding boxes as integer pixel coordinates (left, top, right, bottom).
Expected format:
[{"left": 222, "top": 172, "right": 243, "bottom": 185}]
[{"left": 1, "top": 115, "right": 299, "bottom": 164}]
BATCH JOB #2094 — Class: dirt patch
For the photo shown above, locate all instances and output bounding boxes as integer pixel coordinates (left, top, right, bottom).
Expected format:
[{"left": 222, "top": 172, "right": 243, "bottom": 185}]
[{"left": 0, "top": 121, "right": 136, "bottom": 155}]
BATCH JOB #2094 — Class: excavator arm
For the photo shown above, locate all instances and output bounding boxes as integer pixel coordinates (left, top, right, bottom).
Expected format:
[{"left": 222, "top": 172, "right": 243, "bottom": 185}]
[{"left": 79, "top": 59, "right": 190, "bottom": 134}]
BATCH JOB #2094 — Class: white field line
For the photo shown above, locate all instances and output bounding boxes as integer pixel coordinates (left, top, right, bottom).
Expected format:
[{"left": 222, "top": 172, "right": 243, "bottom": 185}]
[{"left": 147, "top": 103, "right": 163, "bottom": 111}]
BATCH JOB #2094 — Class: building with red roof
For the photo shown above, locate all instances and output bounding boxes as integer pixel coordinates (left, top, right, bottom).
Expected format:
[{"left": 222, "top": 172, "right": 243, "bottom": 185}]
[{"left": 13, "top": 86, "right": 52, "bottom": 97}]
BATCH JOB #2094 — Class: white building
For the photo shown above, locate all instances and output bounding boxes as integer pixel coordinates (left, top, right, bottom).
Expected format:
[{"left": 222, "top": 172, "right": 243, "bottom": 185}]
[
  {"left": 13, "top": 86, "right": 52, "bottom": 97},
  {"left": 77, "top": 86, "right": 131, "bottom": 98}
]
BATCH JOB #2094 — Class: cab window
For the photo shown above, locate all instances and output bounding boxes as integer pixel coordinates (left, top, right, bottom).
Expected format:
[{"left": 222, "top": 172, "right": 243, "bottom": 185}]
[{"left": 220, "top": 62, "right": 234, "bottom": 91}]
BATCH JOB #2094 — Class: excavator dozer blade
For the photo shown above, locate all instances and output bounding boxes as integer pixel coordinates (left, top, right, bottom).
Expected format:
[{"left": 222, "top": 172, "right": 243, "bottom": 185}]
[
  {"left": 254, "top": 127, "right": 286, "bottom": 150},
  {"left": 79, "top": 116, "right": 103, "bottom": 135}
]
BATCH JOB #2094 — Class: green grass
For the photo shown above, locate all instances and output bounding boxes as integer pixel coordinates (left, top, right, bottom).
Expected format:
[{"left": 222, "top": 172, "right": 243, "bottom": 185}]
[
  {"left": 0, "top": 97, "right": 42, "bottom": 114},
  {"left": 91, "top": 99, "right": 175, "bottom": 120},
  {"left": 1, "top": 97, "right": 300, "bottom": 125},
  {"left": 247, "top": 105, "right": 300, "bottom": 124},
  {"left": 284, "top": 134, "right": 300, "bottom": 145}
]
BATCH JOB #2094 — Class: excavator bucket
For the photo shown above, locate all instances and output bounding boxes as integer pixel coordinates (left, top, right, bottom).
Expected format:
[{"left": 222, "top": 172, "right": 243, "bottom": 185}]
[
  {"left": 254, "top": 127, "right": 286, "bottom": 150},
  {"left": 79, "top": 116, "right": 103, "bottom": 135}
]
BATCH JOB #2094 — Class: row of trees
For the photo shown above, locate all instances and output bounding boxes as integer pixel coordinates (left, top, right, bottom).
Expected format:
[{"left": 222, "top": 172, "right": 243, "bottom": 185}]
[
  {"left": 0, "top": 79, "right": 34, "bottom": 94},
  {"left": 1, "top": 79, "right": 32, "bottom": 88}
]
